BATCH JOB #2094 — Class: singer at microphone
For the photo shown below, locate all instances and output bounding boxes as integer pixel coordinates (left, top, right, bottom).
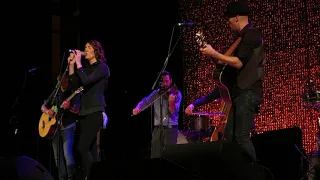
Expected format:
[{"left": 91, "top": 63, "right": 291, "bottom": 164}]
[
  {"left": 68, "top": 49, "right": 86, "bottom": 56},
  {"left": 66, "top": 40, "right": 110, "bottom": 178}
]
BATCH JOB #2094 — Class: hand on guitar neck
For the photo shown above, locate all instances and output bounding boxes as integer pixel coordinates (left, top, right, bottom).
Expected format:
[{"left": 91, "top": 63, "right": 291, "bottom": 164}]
[
  {"left": 199, "top": 44, "right": 219, "bottom": 58},
  {"left": 61, "top": 101, "right": 70, "bottom": 109},
  {"left": 195, "top": 30, "right": 242, "bottom": 69},
  {"left": 195, "top": 30, "right": 220, "bottom": 59}
]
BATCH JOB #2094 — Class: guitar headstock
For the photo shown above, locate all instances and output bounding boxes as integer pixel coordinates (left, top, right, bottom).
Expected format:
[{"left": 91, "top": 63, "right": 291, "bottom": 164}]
[
  {"left": 75, "top": 86, "right": 84, "bottom": 94},
  {"left": 195, "top": 30, "right": 207, "bottom": 48}
]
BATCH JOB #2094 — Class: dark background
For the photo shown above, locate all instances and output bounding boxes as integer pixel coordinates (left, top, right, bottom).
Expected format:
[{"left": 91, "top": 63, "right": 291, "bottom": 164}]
[
  {"left": 2, "top": 0, "right": 184, "bottom": 174},
  {"left": 2, "top": 0, "right": 319, "bottom": 179}
]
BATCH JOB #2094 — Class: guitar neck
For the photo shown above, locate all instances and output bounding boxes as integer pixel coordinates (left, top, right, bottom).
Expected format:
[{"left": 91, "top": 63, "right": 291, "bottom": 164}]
[
  {"left": 224, "top": 37, "right": 241, "bottom": 56},
  {"left": 65, "top": 92, "right": 77, "bottom": 102},
  {"left": 59, "top": 92, "right": 78, "bottom": 108},
  {"left": 214, "top": 37, "right": 241, "bottom": 65}
]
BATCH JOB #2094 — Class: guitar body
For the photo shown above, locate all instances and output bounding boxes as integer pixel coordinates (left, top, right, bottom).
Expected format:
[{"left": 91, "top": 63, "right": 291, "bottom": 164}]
[
  {"left": 38, "top": 106, "right": 58, "bottom": 139},
  {"left": 213, "top": 63, "right": 232, "bottom": 104},
  {"left": 210, "top": 100, "right": 232, "bottom": 141},
  {"left": 195, "top": 31, "right": 241, "bottom": 141},
  {"left": 38, "top": 86, "right": 84, "bottom": 139}
]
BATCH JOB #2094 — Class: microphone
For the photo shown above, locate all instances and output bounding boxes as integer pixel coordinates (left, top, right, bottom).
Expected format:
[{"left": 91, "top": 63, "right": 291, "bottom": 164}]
[
  {"left": 28, "top": 67, "right": 40, "bottom": 73},
  {"left": 177, "top": 19, "right": 212, "bottom": 27},
  {"left": 68, "top": 49, "right": 86, "bottom": 56},
  {"left": 177, "top": 22, "right": 197, "bottom": 26}
]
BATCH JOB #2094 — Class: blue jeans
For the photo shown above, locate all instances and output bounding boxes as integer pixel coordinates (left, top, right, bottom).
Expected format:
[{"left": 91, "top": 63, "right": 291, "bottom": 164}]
[
  {"left": 224, "top": 90, "right": 261, "bottom": 162},
  {"left": 52, "top": 125, "right": 76, "bottom": 180},
  {"left": 151, "top": 126, "right": 178, "bottom": 159}
]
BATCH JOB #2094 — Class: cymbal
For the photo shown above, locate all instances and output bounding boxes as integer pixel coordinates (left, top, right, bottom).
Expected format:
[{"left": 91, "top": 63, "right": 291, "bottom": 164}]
[{"left": 192, "top": 111, "right": 225, "bottom": 116}]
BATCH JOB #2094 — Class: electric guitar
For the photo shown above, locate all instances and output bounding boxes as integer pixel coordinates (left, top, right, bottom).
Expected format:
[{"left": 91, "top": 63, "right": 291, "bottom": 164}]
[
  {"left": 195, "top": 30, "right": 241, "bottom": 141},
  {"left": 38, "top": 86, "right": 84, "bottom": 139}
]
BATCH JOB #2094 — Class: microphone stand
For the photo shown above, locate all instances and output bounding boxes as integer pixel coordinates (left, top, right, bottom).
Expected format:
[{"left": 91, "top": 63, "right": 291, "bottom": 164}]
[
  {"left": 150, "top": 23, "right": 182, "bottom": 159},
  {"left": 10, "top": 70, "right": 29, "bottom": 156},
  {"left": 51, "top": 64, "right": 69, "bottom": 173}
]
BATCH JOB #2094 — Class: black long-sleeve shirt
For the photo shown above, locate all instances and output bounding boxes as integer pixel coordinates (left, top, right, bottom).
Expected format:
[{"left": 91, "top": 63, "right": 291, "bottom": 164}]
[
  {"left": 70, "top": 61, "right": 110, "bottom": 116},
  {"left": 192, "top": 88, "right": 221, "bottom": 107}
]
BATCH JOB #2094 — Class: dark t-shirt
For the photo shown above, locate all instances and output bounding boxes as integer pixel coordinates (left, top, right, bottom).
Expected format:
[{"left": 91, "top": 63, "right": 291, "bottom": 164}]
[
  {"left": 232, "top": 23, "right": 263, "bottom": 98},
  {"left": 44, "top": 83, "right": 80, "bottom": 128},
  {"left": 192, "top": 24, "right": 264, "bottom": 106}
]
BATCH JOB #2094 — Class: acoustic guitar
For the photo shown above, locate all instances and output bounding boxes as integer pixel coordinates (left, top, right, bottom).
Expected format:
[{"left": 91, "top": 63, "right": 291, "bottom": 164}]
[
  {"left": 38, "top": 86, "right": 84, "bottom": 139},
  {"left": 195, "top": 30, "right": 241, "bottom": 141}
]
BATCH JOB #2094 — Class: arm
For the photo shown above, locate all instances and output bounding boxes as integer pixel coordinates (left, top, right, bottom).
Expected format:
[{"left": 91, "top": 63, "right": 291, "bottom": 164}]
[
  {"left": 60, "top": 76, "right": 81, "bottom": 113},
  {"left": 185, "top": 88, "right": 220, "bottom": 115},
  {"left": 41, "top": 89, "right": 56, "bottom": 113},
  {"left": 135, "top": 90, "right": 159, "bottom": 111},
  {"left": 41, "top": 104, "right": 49, "bottom": 114},
  {"left": 168, "top": 91, "right": 182, "bottom": 114},
  {"left": 192, "top": 88, "right": 220, "bottom": 107},
  {"left": 213, "top": 53, "right": 243, "bottom": 69},
  {"left": 213, "top": 30, "right": 262, "bottom": 69},
  {"left": 76, "top": 63, "right": 110, "bottom": 86},
  {"left": 41, "top": 89, "right": 57, "bottom": 118},
  {"left": 69, "top": 93, "right": 80, "bottom": 114}
]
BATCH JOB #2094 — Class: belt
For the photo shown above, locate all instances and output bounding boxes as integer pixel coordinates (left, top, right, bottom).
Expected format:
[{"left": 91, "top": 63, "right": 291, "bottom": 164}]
[{"left": 154, "top": 125, "right": 178, "bottom": 129}]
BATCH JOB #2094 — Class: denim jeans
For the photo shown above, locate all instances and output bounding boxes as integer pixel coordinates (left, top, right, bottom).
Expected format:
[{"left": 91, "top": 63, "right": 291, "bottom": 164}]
[
  {"left": 224, "top": 90, "right": 261, "bottom": 162},
  {"left": 151, "top": 126, "right": 178, "bottom": 159},
  {"left": 52, "top": 125, "right": 76, "bottom": 180}
]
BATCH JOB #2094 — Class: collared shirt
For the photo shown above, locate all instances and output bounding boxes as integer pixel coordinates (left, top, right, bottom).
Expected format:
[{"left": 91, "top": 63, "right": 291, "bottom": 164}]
[{"left": 138, "top": 89, "right": 182, "bottom": 126}]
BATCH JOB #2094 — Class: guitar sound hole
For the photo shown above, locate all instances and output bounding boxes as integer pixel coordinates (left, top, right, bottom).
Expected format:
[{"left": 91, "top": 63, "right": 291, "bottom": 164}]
[{"left": 42, "top": 121, "right": 45, "bottom": 129}]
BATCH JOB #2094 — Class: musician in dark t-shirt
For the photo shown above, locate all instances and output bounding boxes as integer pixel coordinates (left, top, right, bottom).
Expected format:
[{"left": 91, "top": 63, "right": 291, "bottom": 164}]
[
  {"left": 41, "top": 75, "right": 81, "bottom": 180},
  {"left": 185, "top": 1, "right": 266, "bottom": 162}
]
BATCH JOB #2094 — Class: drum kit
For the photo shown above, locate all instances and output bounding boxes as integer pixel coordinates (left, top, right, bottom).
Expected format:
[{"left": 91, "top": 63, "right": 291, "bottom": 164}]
[{"left": 177, "top": 111, "right": 225, "bottom": 144}]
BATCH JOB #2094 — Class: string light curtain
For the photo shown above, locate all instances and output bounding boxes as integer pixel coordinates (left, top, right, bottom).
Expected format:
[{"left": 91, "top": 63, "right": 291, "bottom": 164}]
[{"left": 178, "top": 0, "right": 320, "bottom": 154}]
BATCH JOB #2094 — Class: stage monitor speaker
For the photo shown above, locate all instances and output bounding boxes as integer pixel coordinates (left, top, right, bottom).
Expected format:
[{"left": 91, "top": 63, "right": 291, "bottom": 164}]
[
  {"left": 251, "top": 127, "right": 303, "bottom": 180},
  {"left": 161, "top": 141, "right": 267, "bottom": 180},
  {"left": 0, "top": 156, "right": 54, "bottom": 180},
  {"left": 88, "top": 156, "right": 193, "bottom": 179}
]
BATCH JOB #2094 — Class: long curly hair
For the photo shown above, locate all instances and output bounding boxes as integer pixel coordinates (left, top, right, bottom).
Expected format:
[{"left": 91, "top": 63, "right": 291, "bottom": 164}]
[{"left": 87, "top": 40, "right": 106, "bottom": 63}]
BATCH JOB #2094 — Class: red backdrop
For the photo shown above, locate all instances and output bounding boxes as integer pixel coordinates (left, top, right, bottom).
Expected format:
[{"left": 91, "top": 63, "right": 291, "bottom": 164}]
[{"left": 179, "top": 0, "right": 320, "bottom": 153}]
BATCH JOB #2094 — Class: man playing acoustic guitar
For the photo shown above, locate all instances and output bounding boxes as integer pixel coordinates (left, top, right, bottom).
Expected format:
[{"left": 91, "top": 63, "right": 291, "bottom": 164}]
[
  {"left": 185, "top": 1, "right": 266, "bottom": 162},
  {"left": 41, "top": 74, "right": 81, "bottom": 180}
]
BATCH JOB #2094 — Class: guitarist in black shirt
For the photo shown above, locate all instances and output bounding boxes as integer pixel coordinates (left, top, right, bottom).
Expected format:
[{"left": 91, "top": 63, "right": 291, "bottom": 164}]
[
  {"left": 185, "top": 1, "right": 266, "bottom": 162},
  {"left": 40, "top": 74, "right": 81, "bottom": 180}
]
